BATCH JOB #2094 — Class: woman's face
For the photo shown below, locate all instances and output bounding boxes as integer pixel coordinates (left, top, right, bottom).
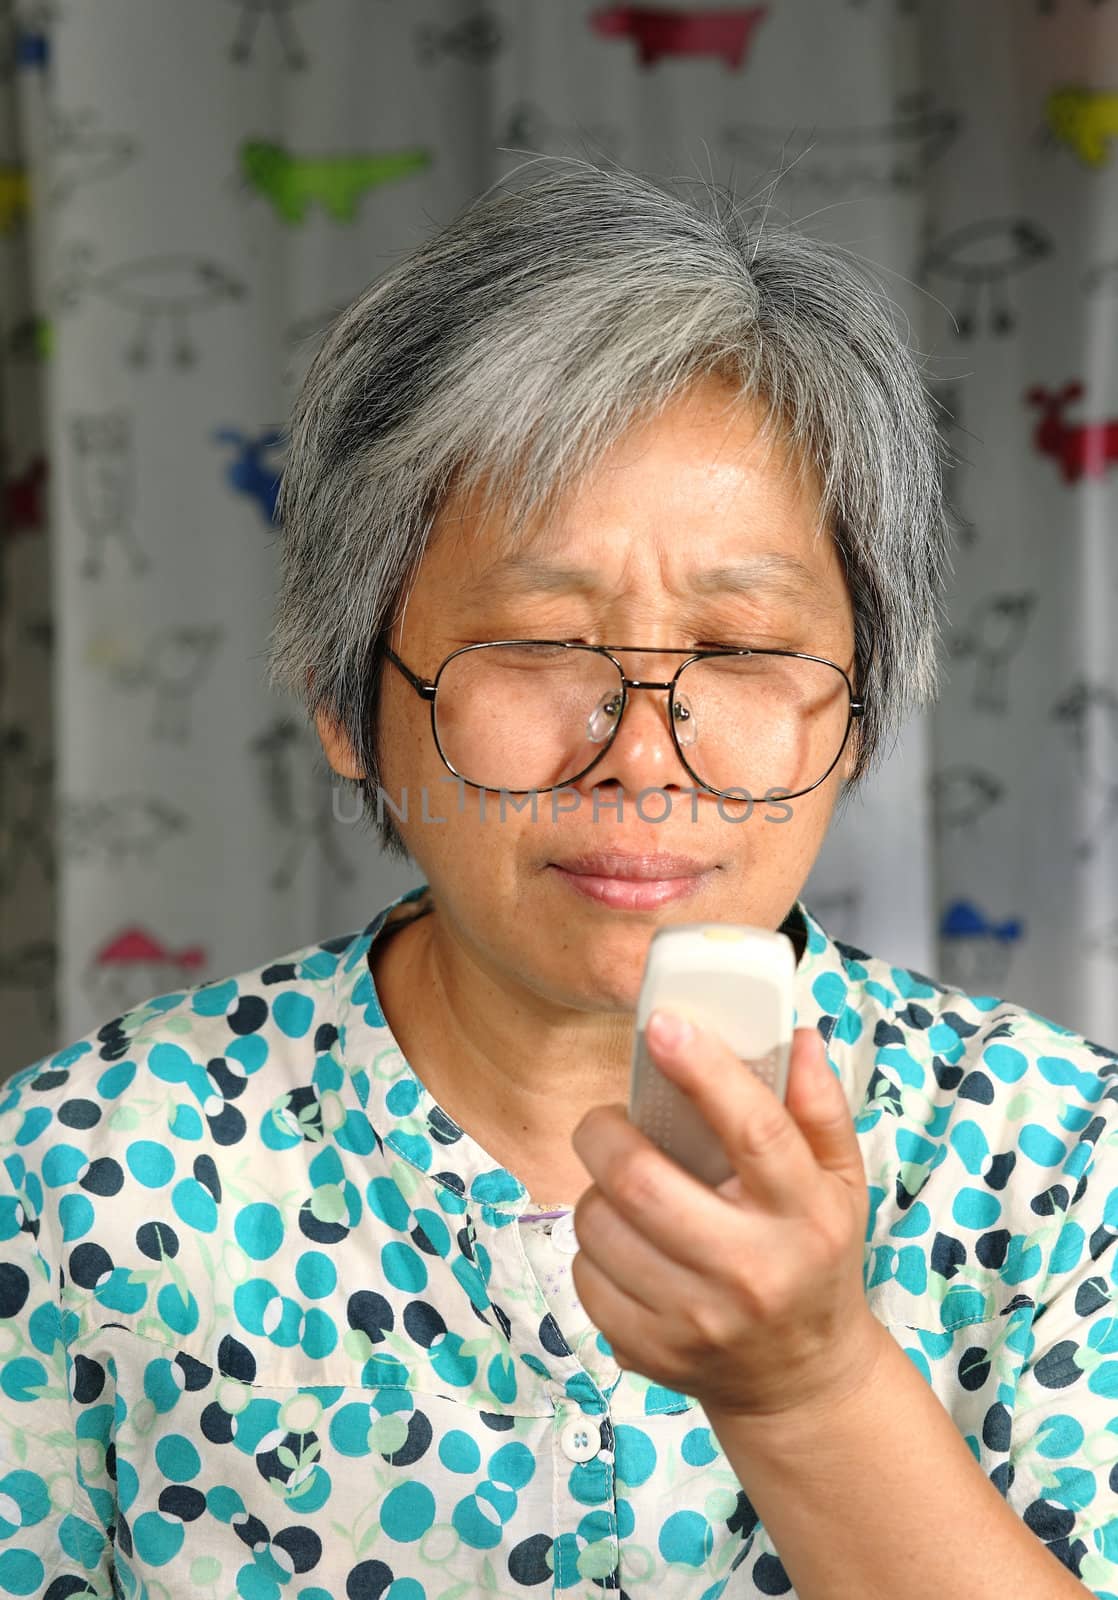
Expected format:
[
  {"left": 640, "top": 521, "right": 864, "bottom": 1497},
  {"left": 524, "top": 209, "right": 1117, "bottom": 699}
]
[{"left": 320, "top": 377, "right": 859, "bottom": 1016}]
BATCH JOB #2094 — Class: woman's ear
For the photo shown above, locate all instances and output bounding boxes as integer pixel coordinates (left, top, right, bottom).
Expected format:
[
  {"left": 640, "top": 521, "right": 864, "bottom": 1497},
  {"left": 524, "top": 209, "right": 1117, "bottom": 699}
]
[
  {"left": 840, "top": 726, "right": 860, "bottom": 785},
  {"left": 314, "top": 707, "right": 366, "bottom": 779},
  {"left": 307, "top": 667, "right": 367, "bottom": 778}
]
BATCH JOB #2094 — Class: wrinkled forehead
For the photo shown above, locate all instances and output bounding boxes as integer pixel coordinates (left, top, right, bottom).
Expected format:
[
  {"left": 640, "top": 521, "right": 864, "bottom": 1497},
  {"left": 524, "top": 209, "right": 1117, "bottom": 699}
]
[{"left": 422, "top": 418, "right": 835, "bottom": 602}]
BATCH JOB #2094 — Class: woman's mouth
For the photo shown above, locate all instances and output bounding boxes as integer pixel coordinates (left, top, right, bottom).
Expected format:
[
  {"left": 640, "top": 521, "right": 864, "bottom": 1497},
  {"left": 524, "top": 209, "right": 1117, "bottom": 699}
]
[{"left": 547, "top": 851, "right": 716, "bottom": 910}]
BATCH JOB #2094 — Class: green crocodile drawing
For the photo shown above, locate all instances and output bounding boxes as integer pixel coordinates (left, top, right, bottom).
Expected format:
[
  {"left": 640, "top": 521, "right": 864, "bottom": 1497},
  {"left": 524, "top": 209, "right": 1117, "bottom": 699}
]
[
  {"left": 239, "top": 140, "right": 432, "bottom": 223},
  {"left": 1045, "top": 86, "right": 1118, "bottom": 169}
]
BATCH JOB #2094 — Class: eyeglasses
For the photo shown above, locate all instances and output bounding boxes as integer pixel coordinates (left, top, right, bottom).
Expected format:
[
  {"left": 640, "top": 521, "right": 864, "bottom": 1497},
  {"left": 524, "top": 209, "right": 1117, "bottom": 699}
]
[{"left": 380, "top": 639, "right": 868, "bottom": 803}]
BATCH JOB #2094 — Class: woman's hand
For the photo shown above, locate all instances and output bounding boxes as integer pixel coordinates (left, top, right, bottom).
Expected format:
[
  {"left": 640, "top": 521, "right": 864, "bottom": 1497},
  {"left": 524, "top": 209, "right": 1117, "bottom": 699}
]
[{"left": 569, "top": 1011, "right": 882, "bottom": 1424}]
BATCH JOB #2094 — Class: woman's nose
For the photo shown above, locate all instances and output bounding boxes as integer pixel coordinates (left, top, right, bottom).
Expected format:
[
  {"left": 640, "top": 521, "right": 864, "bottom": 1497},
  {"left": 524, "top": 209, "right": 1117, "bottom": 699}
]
[{"left": 575, "top": 680, "right": 695, "bottom": 797}]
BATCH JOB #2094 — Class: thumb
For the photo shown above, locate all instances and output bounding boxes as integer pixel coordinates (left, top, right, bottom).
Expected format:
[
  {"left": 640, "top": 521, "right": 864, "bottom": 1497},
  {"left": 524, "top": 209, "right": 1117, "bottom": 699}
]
[{"left": 785, "top": 1027, "right": 863, "bottom": 1178}]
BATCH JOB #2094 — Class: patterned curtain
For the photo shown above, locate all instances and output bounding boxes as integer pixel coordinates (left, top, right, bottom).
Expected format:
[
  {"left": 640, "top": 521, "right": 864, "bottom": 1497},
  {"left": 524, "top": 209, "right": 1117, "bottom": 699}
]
[{"left": 1, "top": 0, "right": 1115, "bottom": 1078}]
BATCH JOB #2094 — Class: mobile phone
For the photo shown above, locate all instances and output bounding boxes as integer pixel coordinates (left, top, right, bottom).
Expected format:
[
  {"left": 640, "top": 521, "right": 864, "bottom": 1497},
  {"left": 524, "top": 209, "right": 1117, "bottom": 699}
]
[{"left": 628, "top": 923, "right": 796, "bottom": 1187}]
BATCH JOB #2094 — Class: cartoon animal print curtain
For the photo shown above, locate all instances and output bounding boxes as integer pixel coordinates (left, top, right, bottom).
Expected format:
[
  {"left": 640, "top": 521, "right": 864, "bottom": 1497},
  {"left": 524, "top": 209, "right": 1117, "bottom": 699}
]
[{"left": 1, "top": 0, "right": 1115, "bottom": 1077}]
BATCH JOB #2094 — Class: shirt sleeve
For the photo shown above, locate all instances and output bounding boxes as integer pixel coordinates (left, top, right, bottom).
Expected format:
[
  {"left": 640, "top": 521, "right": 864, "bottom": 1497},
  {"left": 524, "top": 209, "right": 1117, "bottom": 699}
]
[
  {"left": 0, "top": 1167, "right": 117, "bottom": 1599},
  {"left": 1001, "top": 1106, "right": 1118, "bottom": 1599}
]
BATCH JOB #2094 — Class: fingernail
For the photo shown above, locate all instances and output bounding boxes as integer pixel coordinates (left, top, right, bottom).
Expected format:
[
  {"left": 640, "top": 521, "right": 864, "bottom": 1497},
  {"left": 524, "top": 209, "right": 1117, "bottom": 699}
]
[{"left": 648, "top": 1010, "right": 693, "bottom": 1050}]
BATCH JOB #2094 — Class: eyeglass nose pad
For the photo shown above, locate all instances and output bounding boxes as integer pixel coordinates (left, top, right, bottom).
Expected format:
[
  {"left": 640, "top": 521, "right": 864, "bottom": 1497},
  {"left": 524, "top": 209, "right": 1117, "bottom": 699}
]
[
  {"left": 587, "top": 692, "right": 621, "bottom": 745},
  {"left": 672, "top": 691, "right": 696, "bottom": 747}
]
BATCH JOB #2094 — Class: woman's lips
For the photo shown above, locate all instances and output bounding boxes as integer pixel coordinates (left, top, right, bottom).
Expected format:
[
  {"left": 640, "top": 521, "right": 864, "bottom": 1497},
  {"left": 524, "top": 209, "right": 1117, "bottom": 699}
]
[{"left": 548, "top": 864, "right": 711, "bottom": 910}]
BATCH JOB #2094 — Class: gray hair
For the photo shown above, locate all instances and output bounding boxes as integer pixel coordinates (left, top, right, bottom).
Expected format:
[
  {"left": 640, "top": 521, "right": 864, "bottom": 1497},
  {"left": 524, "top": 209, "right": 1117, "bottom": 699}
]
[{"left": 267, "top": 155, "right": 957, "bottom": 861}]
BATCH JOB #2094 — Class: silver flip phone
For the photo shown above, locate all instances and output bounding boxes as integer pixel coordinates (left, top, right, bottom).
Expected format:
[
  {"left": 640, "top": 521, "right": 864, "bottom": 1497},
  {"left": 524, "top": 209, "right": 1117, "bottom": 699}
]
[{"left": 628, "top": 923, "right": 796, "bottom": 1187}]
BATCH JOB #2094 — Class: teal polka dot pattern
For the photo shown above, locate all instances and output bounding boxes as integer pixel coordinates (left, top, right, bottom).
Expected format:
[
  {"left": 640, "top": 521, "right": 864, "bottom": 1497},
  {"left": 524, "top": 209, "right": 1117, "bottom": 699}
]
[{"left": 2, "top": 880, "right": 1118, "bottom": 1597}]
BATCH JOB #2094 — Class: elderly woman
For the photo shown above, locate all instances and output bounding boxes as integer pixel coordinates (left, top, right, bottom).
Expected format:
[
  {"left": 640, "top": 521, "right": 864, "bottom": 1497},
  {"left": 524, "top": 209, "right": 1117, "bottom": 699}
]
[{"left": 1, "top": 159, "right": 1113, "bottom": 1600}]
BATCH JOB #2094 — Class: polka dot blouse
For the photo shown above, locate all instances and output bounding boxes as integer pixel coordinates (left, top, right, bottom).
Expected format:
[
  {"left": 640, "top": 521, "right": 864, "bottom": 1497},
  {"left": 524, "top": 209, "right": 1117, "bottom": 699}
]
[{"left": 2, "top": 881, "right": 1118, "bottom": 1597}]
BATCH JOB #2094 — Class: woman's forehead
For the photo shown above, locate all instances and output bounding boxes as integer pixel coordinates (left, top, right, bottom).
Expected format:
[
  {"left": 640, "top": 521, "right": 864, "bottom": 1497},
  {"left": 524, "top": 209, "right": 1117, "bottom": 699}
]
[
  {"left": 424, "top": 490, "right": 840, "bottom": 609},
  {"left": 431, "top": 386, "right": 824, "bottom": 555}
]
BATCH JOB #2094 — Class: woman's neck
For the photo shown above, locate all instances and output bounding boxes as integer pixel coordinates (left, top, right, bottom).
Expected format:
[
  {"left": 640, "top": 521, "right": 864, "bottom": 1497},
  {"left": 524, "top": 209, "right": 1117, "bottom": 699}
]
[{"left": 368, "top": 910, "right": 619, "bottom": 1206}]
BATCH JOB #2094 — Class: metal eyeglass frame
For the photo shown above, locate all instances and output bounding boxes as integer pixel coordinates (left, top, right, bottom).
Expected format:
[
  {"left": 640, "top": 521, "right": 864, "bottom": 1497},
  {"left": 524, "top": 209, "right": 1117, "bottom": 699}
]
[{"left": 380, "top": 638, "right": 870, "bottom": 802}]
